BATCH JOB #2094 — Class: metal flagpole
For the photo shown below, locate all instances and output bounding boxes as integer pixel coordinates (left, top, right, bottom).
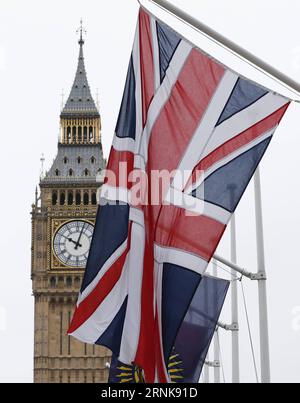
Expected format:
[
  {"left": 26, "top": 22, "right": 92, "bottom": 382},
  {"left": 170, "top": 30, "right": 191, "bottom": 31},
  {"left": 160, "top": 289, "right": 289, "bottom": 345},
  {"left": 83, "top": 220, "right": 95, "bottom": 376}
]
[
  {"left": 230, "top": 213, "right": 240, "bottom": 383},
  {"left": 254, "top": 168, "right": 271, "bottom": 383},
  {"left": 203, "top": 269, "right": 210, "bottom": 384},
  {"left": 146, "top": 0, "right": 300, "bottom": 101},
  {"left": 213, "top": 260, "right": 221, "bottom": 383},
  {"left": 213, "top": 335, "right": 221, "bottom": 383},
  {"left": 204, "top": 355, "right": 210, "bottom": 383}
]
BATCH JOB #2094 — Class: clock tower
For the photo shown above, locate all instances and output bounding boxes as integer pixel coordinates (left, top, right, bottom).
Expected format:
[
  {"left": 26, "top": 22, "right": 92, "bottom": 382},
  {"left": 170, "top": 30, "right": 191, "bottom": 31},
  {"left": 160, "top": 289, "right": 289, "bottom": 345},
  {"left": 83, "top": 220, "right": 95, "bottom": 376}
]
[{"left": 31, "top": 26, "right": 111, "bottom": 383}]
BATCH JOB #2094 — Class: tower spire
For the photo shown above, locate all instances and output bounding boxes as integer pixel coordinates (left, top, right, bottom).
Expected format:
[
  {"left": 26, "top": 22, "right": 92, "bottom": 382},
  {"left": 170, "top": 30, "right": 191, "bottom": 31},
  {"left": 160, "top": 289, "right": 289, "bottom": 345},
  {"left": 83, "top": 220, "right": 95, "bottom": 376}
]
[
  {"left": 60, "top": 20, "right": 99, "bottom": 119},
  {"left": 59, "top": 21, "right": 101, "bottom": 145}
]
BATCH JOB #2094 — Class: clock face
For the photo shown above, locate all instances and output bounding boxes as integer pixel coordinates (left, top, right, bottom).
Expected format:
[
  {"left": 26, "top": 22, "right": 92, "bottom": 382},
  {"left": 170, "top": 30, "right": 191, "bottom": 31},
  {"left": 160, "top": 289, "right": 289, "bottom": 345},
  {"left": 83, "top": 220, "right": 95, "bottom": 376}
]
[{"left": 53, "top": 220, "right": 94, "bottom": 268}]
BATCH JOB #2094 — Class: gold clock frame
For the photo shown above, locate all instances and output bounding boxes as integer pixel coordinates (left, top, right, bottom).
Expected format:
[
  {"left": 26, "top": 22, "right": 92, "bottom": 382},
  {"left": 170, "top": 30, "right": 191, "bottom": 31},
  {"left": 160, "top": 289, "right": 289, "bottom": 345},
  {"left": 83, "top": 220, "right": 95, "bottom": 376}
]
[{"left": 50, "top": 217, "right": 95, "bottom": 271}]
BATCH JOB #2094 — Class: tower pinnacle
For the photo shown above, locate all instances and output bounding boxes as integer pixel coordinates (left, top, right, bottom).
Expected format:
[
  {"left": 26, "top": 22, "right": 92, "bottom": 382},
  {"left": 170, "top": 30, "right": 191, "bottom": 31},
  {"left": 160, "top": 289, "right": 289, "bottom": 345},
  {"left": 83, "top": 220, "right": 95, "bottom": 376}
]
[
  {"left": 77, "top": 19, "right": 86, "bottom": 46},
  {"left": 60, "top": 21, "right": 99, "bottom": 120}
]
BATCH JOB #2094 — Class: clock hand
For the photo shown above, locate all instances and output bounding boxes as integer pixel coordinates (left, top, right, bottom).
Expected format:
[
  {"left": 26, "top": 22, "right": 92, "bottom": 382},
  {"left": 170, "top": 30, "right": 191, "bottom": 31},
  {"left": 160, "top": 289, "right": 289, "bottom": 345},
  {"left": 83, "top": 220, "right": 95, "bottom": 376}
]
[
  {"left": 67, "top": 238, "right": 82, "bottom": 248},
  {"left": 75, "top": 224, "right": 85, "bottom": 250},
  {"left": 61, "top": 235, "right": 82, "bottom": 247}
]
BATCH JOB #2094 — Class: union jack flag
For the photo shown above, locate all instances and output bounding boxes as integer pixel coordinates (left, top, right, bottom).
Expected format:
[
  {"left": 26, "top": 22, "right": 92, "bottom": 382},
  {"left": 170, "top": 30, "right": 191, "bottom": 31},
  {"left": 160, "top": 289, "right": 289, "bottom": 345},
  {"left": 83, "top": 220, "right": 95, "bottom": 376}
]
[{"left": 68, "top": 7, "right": 290, "bottom": 383}]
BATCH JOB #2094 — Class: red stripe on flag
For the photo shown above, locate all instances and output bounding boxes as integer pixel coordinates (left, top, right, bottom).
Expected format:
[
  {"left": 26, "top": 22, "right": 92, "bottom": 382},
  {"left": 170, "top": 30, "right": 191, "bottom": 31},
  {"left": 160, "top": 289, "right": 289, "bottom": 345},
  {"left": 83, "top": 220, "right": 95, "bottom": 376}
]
[
  {"left": 139, "top": 8, "right": 155, "bottom": 127},
  {"left": 68, "top": 224, "right": 132, "bottom": 334},
  {"left": 134, "top": 237, "right": 156, "bottom": 382},
  {"left": 105, "top": 147, "right": 134, "bottom": 189},
  {"left": 156, "top": 205, "right": 226, "bottom": 262},
  {"left": 195, "top": 103, "right": 290, "bottom": 175}
]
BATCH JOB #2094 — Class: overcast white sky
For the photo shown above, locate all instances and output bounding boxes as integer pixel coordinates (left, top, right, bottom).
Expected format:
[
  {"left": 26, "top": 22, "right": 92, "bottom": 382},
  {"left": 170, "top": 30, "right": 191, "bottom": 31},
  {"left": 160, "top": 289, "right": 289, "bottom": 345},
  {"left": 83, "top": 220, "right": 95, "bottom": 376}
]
[{"left": 0, "top": 0, "right": 300, "bottom": 383}]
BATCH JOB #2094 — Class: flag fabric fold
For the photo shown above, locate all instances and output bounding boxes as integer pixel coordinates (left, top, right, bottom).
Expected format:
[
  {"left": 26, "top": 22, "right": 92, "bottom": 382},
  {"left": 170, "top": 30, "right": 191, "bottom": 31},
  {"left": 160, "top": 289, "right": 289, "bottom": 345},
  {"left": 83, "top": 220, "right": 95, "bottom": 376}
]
[
  {"left": 108, "top": 275, "right": 229, "bottom": 383},
  {"left": 69, "top": 6, "right": 290, "bottom": 383},
  {"left": 173, "top": 275, "right": 229, "bottom": 383}
]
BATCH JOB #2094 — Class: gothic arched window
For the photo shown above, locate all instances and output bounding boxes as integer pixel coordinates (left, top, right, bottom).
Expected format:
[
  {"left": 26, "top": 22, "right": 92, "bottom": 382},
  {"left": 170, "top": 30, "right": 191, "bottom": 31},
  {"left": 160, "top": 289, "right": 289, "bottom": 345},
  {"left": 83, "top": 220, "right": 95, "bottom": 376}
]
[
  {"left": 55, "top": 169, "right": 60, "bottom": 176},
  {"left": 69, "top": 169, "right": 74, "bottom": 177},
  {"left": 78, "top": 126, "right": 82, "bottom": 142},
  {"left": 63, "top": 157, "right": 68, "bottom": 164},
  {"left": 67, "top": 127, "right": 71, "bottom": 142},
  {"left": 83, "top": 192, "right": 89, "bottom": 205},
  {"left": 72, "top": 126, "right": 76, "bottom": 142},
  {"left": 50, "top": 277, "right": 56, "bottom": 288},
  {"left": 52, "top": 191, "right": 58, "bottom": 206},
  {"left": 91, "top": 192, "right": 97, "bottom": 205},
  {"left": 68, "top": 191, "right": 73, "bottom": 205},
  {"left": 77, "top": 157, "right": 82, "bottom": 164},
  {"left": 84, "top": 126, "right": 88, "bottom": 142},
  {"left": 66, "top": 277, "right": 72, "bottom": 288},
  {"left": 84, "top": 169, "right": 90, "bottom": 177},
  {"left": 89, "top": 126, "right": 93, "bottom": 142},
  {"left": 76, "top": 192, "right": 81, "bottom": 205},
  {"left": 60, "top": 192, "right": 65, "bottom": 205},
  {"left": 91, "top": 156, "right": 96, "bottom": 164}
]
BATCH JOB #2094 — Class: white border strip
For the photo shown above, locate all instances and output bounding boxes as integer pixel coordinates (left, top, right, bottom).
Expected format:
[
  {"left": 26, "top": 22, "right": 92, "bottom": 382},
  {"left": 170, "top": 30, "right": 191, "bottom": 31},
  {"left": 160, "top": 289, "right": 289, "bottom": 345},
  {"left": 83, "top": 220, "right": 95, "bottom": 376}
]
[
  {"left": 132, "top": 19, "right": 143, "bottom": 148},
  {"left": 151, "top": 16, "right": 161, "bottom": 92},
  {"left": 77, "top": 238, "right": 128, "bottom": 305},
  {"left": 112, "top": 136, "right": 136, "bottom": 154},
  {"left": 155, "top": 262, "right": 171, "bottom": 382},
  {"left": 100, "top": 184, "right": 131, "bottom": 204},
  {"left": 195, "top": 126, "right": 276, "bottom": 188},
  {"left": 119, "top": 221, "right": 146, "bottom": 364},
  {"left": 137, "top": 41, "right": 193, "bottom": 166},
  {"left": 71, "top": 255, "right": 129, "bottom": 345},
  {"left": 154, "top": 244, "right": 207, "bottom": 275}
]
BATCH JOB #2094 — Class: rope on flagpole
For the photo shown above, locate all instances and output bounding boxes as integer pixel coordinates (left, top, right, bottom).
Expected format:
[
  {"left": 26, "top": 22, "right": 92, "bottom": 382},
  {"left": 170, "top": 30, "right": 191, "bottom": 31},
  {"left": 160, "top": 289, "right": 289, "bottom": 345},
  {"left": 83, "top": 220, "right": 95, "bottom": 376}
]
[
  {"left": 240, "top": 280, "right": 260, "bottom": 383},
  {"left": 216, "top": 329, "right": 226, "bottom": 383},
  {"left": 210, "top": 260, "right": 241, "bottom": 282},
  {"left": 215, "top": 261, "right": 260, "bottom": 382}
]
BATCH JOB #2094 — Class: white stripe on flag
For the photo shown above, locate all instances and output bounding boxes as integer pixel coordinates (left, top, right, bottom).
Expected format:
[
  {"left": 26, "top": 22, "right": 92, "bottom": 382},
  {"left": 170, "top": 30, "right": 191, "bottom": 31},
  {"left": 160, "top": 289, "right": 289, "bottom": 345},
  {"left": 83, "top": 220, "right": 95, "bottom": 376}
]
[
  {"left": 165, "top": 187, "right": 231, "bottom": 224},
  {"left": 151, "top": 16, "right": 161, "bottom": 92},
  {"left": 119, "top": 220, "right": 146, "bottom": 364},
  {"left": 199, "top": 126, "right": 277, "bottom": 184},
  {"left": 77, "top": 238, "right": 129, "bottom": 305},
  {"left": 100, "top": 184, "right": 131, "bottom": 204},
  {"left": 155, "top": 262, "right": 170, "bottom": 382},
  {"left": 202, "top": 200, "right": 232, "bottom": 224},
  {"left": 71, "top": 256, "right": 129, "bottom": 345},
  {"left": 171, "top": 70, "right": 239, "bottom": 192},
  {"left": 137, "top": 41, "right": 193, "bottom": 166},
  {"left": 154, "top": 244, "right": 207, "bottom": 275},
  {"left": 132, "top": 18, "right": 143, "bottom": 148},
  {"left": 129, "top": 206, "right": 145, "bottom": 227},
  {"left": 201, "top": 93, "right": 288, "bottom": 160},
  {"left": 112, "top": 136, "right": 136, "bottom": 153}
]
